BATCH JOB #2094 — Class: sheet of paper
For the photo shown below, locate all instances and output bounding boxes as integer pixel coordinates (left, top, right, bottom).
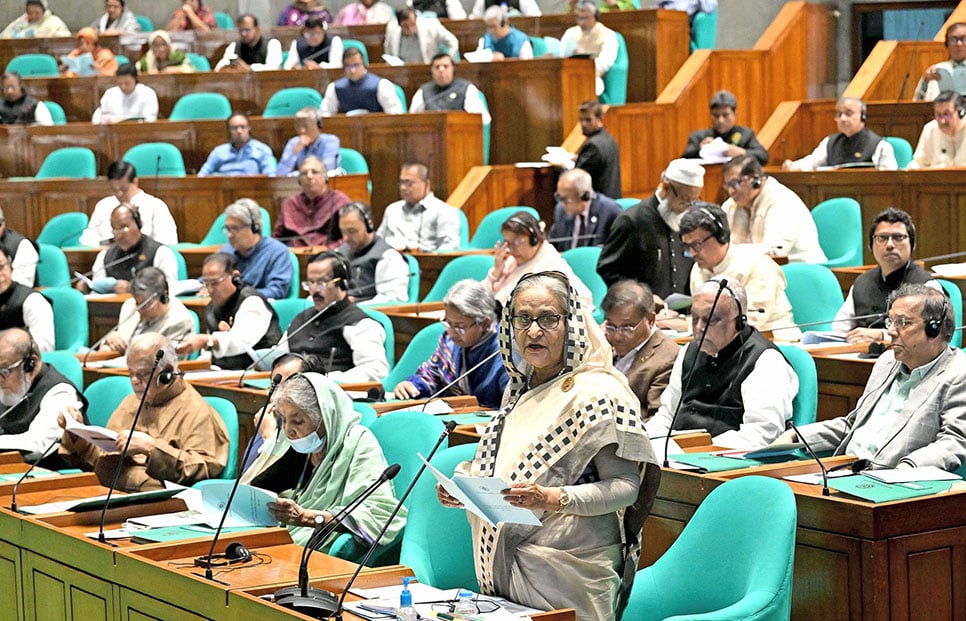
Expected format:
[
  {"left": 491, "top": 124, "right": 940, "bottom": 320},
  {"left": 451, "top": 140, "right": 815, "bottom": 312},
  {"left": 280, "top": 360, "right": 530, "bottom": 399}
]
[
  {"left": 697, "top": 137, "right": 732, "bottom": 164},
  {"left": 648, "top": 436, "right": 683, "bottom": 463},
  {"left": 782, "top": 470, "right": 855, "bottom": 485},
  {"left": 862, "top": 466, "right": 962, "bottom": 484},
  {"left": 393, "top": 400, "right": 454, "bottom": 415},
  {"left": 126, "top": 510, "right": 206, "bottom": 529},
  {"left": 198, "top": 481, "right": 278, "bottom": 527},
  {"left": 64, "top": 417, "right": 118, "bottom": 452},
  {"left": 464, "top": 49, "right": 494, "bottom": 63}
]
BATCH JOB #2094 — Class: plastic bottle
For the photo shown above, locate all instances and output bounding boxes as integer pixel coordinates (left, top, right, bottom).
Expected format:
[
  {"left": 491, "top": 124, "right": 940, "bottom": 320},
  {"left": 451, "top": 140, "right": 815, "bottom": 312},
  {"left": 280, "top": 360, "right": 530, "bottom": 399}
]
[
  {"left": 396, "top": 576, "right": 417, "bottom": 621},
  {"left": 453, "top": 589, "right": 476, "bottom": 615}
]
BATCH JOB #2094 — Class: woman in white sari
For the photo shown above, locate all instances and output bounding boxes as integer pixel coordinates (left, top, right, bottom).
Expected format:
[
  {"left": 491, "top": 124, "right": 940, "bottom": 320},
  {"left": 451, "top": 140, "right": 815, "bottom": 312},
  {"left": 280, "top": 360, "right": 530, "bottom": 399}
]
[{"left": 439, "top": 271, "right": 660, "bottom": 619}]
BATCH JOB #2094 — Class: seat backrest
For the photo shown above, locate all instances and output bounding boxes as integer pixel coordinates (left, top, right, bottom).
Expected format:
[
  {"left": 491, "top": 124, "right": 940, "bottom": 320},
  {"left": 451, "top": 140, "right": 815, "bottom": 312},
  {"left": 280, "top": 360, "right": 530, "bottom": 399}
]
[
  {"left": 36, "top": 147, "right": 97, "bottom": 179},
  {"left": 199, "top": 208, "right": 271, "bottom": 246},
  {"left": 83, "top": 376, "right": 134, "bottom": 427},
  {"left": 5, "top": 54, "right": 59, "bottom": 77},
  {"left": 285, "top": 251, "right": 301, "bottom": 300},
  {"left": 562, "top": 246, "right": 606, "bottom": 310},
  {"left": 393, "top": 83, "right": 408, "bottom": 113},
  {"left": 616, "top": 197, "right": 638, "bottom": 210},
  {"left": 781, "top": 263, "right": 845, "bottom": 332},
  {"left": 468, "top": 206, "right": 540, "bottom": 249},
  {"left": 214, "top": 11, "right": 234, "bottom": 29},
  {"left": 885, "top": 136, "right": 914, "bottom": 169},
  {"left": 122, "top": 143, "right": 186, "bottom": 177},
  {"left": 169, "top": 245, "right": 187, "bottom": 280},
  {"left": 599, "top": 32, "right": 627, "bottom": 105},
  {"left": 203, "top": 396, "right": 239, "bottom": 479},
  {"left": 169, "top": 92, "right": 231, "bottom": 121},
  {"left": 45, "top": 101, "right": 67, "bottom": 125},
  {"left": 185, "top": 52, "right": 211, "bottom": 72},
  {"left": 135, "top": 14, "right": 154, "bottom": 31},
  {"left": 352, "top": 401, "right": 378, "bottom": 427},
  {"left": 36, "top": 243, "right": 70, "bottom": 288},
  {"left": 478, "top": 89, "right": 491, "bottom": 165},
  {"left": 263, "top": 87, "right": 323, "bottom": 117},
  {"left": 339, "top": 147, "right": 369, "bottom": 175},
  {"left": 811, "top": 197, "right": 863, "bottom": 268},
  {"left": 777, "top": 344, "right": 817, "bottom": 425},
  {"left": 270, "top": 298, "right": 312, "bottom": 331},
  {"left": 456, "top": 208, "right": 470, "bottom": 248},
  {"left": 528, "top": 36, "right": 547, "bottom": 57},
  {"left": 40, "top": 351, "right": 83, "bottom": 390},
  {"left": 381, "top": 322, "right": 446, "bottom": 391},
  {"left": 342, "top": 39, "right": 370, "bottom": 65},
  {"left": 422, "top": 254, "right": 494, "bottom": 302},
  {"left": 37, "top": 213, "right": 88, "bottom": 248},
  {"left": 690, "top": 8, "right": 718, "bottom": 52},
  {"left": 362, "top": 307, "right": 395, "bottom": 370},
  {"left": 39, "top": 287, "right": 89, "bottom": 352},
  {"left": 626, "top": 476, "right": 796, "bottom": 621},
  {"left": 936, "top": 279, "right": 963, "bottom": 348},
  {"left": 399, "top": 443, "right": 479, "bottom": 590},
  {"left": 366, "top": 410, "right": 445, "bottom": 508}
]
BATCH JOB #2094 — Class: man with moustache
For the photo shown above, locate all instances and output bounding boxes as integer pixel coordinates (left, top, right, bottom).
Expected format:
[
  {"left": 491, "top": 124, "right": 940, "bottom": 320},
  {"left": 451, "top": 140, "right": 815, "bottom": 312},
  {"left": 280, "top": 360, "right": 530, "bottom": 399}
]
[
  {"left": 783, "top": 96, "right": 896, "bottom": 171},
  {"left": 274, "top": 156, "right": 350, "bottom": 247},
  {"left": 336, "top": 202, "right": 409, "bottom": 304},
  {"left": 682, "top": 90, "right": 768, "bottom": 164},
  {"left": 909, "top": 90, "right": 966, "bottom": 168}
]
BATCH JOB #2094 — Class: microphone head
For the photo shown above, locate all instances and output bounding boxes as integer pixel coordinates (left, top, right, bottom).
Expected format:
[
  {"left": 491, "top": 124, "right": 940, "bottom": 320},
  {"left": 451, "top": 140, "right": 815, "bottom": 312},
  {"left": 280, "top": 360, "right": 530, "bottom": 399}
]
[
  {"left": 444, "top": 420, "right": 457, "bottom": 433},
  {"left": 271, "top": 373, "right": 283, "bottom": 386},
  {"left": 383, "top": 463, "right": 401, "bottom": 480}
]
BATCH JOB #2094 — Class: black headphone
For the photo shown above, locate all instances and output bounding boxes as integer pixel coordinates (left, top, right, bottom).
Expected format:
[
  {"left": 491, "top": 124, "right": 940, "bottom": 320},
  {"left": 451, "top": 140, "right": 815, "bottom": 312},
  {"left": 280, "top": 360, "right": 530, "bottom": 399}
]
[
  {"left": 157, "top": 368, "right": 184, "bottom": 385},
  {"left": 247, "top": 202, "right": 261, "bottom": 234},
  {"left": 22, "top": 336, "right": 38, "bottom": 374},
  {"left": 200, "top": 541, "right": 252, "bottom": 566},
  {"left": 860, "top": 101, "right": 867, "bottom": 122},
  {"left": 507, "top": 216, "right": 540, "bottom": 246},
  {"left": 274, "top": 352, "right": 322, "bottom": 374},
  {"left": 342, "top": 202, "right": 374, "bottom": 233},
  {"left": 698, "top": 207, "right": 729, "bottom": 244},
  {"left": 925, "top": 293, "right": 948, "bottom": 339},
  {"left": 750, "top": 176, "right": 763, "bottom": 189},
  {"left": 311, "top": 251, "right": 351, "bottom": 291},
  {"left": 715, "top": 279, "right": 747, "bottom": 331}
]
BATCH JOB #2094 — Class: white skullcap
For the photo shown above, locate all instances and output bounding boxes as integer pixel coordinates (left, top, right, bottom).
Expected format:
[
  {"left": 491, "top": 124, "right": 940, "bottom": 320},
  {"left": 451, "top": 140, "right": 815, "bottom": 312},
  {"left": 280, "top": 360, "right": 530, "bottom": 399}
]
[{"left": 663, "top": 159, "right": 705, "bottom": 188}]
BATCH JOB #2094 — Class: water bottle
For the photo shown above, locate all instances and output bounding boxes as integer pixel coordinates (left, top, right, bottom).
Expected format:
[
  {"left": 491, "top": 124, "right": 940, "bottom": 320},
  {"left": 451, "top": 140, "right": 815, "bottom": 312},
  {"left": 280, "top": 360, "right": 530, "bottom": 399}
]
[{"left": 453, "top": 589, "right": 476, "bottom": 615}]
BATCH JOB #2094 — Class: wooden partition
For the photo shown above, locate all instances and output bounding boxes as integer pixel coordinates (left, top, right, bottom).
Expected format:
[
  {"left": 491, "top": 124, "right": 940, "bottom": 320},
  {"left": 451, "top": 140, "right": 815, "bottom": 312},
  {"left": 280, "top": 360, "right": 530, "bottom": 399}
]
[
  {"left": 447, "top": 164, "right": 558, "bottom": 232},
  {"left": 0, "top": 111, "right": 480, "bottom": 218}
]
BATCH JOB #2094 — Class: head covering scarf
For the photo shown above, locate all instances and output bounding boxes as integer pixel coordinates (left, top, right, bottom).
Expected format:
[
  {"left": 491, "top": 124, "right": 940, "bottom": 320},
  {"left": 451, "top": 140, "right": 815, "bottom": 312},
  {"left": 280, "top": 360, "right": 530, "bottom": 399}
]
[{"left": 77, "top": 26, "right": 98, "bottom": 46}]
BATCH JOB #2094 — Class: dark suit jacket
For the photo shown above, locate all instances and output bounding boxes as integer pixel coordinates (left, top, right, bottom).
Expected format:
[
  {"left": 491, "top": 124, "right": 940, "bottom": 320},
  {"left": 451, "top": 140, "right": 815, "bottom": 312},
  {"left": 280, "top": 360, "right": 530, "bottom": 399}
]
[
  {"left": 575, "top": 128, "right": 622, "bottom": 198},
  {"left": 681, "top": 125, "right": 769, "bottom": 165},
  {"left": 622, "top": 328, "right": 680, "bottom": 419},
  {"left": 547, "top": 193, "right": 622, "bottom": 252}
]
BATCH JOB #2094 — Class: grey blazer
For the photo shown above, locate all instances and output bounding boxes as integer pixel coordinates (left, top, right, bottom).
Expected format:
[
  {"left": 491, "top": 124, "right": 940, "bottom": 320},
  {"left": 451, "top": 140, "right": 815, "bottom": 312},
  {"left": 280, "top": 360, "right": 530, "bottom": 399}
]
[{"left": 800, "top": 347, "right": 966, "bottom": 470}]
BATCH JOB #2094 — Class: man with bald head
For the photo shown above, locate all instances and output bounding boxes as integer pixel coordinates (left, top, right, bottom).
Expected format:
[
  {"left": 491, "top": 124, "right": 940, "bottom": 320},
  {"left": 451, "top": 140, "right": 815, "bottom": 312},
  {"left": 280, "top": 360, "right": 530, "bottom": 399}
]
[
  {"left": 0, "top": 328, "right": 85, "bottom": 464},
  {"left": 783, "top": 96, "right": 896, "bottom": 171},
  {"left": 547, "top": 167, "right": 621, "bottom": 251},
  {"left": 61, "top": 333, "right": 229, "bottom": 491}
]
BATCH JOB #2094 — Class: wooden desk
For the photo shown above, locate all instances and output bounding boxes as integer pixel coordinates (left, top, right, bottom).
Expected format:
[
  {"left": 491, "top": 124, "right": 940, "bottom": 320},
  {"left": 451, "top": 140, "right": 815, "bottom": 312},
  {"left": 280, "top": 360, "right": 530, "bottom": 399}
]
[
  {"left": 405, "top": 249, "right": 494, "bottom": 300},
  {"left": 370, "top": 302, "right": 445, "bottom": 361}
]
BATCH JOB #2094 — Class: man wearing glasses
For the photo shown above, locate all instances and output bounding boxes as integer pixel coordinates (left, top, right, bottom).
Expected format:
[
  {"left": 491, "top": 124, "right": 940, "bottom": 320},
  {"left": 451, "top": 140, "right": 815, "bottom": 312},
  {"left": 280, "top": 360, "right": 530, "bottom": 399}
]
[
  {"left": 775, "top": 285, "right": 966, "bottom": 471},
  {"left": 782, "top": 96, "right": 896, "bottom": 172},
  {"left": 832, "top": 208, "right": 939, "bottom": 344},
  {"left": 176, "top": 253, "right": 282, "bottom": 369},
  {"left": 378, "top": 162, "right": 461, "bottom": 251},
  {"left": 274, "top": 156, "right": 350, "bottom": 247},
  {"left": 724, "top": 154, "right": 827, "bottom": 263},
  {"left": 198, "top": 112, "right": 277, "bottom": 177},
  {"left": 218, "top": 199, "right": 292, "bottom": 299},
  {"left": 321, "top": 47, "right": 403, "bottom": 115},
  {"left": 600, "top": 280, "right": 678, "bottom": 418},
  {"left": 914, "top": 22, "right": 966, "bottom": 102},
  {"left": 275, "top": 252, "right": 389, "bottom": 382},
  {"left": 597, "top": 158, "right": 704, "bottom": 300},
  {"left": 546, "top": 167, "right": 621, "bottom": 252},
  {"left": 908, "top": 90, "right": 966, "bottom": 168}
]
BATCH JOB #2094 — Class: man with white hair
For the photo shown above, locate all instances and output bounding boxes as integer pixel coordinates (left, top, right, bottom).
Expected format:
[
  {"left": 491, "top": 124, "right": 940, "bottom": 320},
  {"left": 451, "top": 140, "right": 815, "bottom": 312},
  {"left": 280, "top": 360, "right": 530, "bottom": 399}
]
[
  {"left": 547, "top": 168, "right": 621, "bottom": 251},
  {"left": 782, "top": 96, "right": 896, "bottom": 171},
  {"left": 560, "top": 1, "right": 618, "bottom": 95},
  {"left": 597, "top": 159, "right": 704, "bottom": 300},
  {"left": 218, "top": 198, "right": 292, "bottom": 299},
  {"left": 477, "top": 6, "right": 533, "bottom": 59}
]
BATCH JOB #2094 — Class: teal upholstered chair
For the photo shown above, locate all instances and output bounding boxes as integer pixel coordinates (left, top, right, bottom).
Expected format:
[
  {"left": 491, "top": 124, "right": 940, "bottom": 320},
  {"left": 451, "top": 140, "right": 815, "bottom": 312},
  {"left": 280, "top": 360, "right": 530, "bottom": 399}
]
[
  {"left": 185, "top": 52, "right": 211, "bottom": 71},
  {"left": 936, "top": 279, "right": 963, "bottom": 348},
  {"left": 44, "top": 101, "right": 67, "bottom": 125},
  {"left": 270, "top": 298, "right": 311, "bottom": 331},
  {"left": 885, "top": 136, "right": 914, "bottom": 169},
  {"left": 625, "top": 476, "right": 796, "bottom": 621},
  {"left": 690, "top": 8, "right": 718, "bottom": 52},
  {"left": 342, "top": 39, "right": 369, "bottom": 65},
  {"left": 203, "top": 396, "right": 239, "bottom": 479},
  {"left": 467, "top": 206, "right": 540, "bottom": 249},
  {"left": 478, "top": 90, "right": 491, "bottom": 165},
  {"left": 422, "top": 255, "right": 494, "bottom": 302},
  {"left": 528, "top": 36, "right": 547, "bottom": 57},
  {"left": 381, "top": 322, "right": 446, "bottom": 391},
  {"left": 214, "top": 11, "right": 234, "bottom": 29},
  {"left": 41, "top": 351, "right": 83, "bottom": 390},
  {"left": 399, "top": 443, "right": 480, "bottom": 590},
  {"left": 285, "top": 252, "right": 300, "bottom": 300},
  {"left": 170, "top": 246, "right": 187, "bottom": 280},
  {"left": 599, "top": 32, "right": 627, "bottom": 105},
  {"left": 122, "top": 143, "right": 186, "bottom": 177},
  {"left": 36, "top": 147, "right": 96, "bottom": 179},
  {"left": 263, "top": 87, "right": 323, "bottom": 117},
  {"left": 353, "top": 401, "right": 378, "bottom": 428},
  {"left": 393, "top": 83, "right": 408, "bottom": 113},
  {"left": 362, "top": 307, "right": 395, "bottom": 369},
  {"left": 135, "top": 15, "right": 154, "bottom": 31},
  {"left": 777, "top": 344, "right": 818, "bottom": 426},
  {"left": 186, "top": 207, "right": 272, "bottom": 248},
  {"left": 169, "top": 92, "right": 232, "bottom": 121},
  {"left": 5, "top": 54, "right": 59, "bottom": 77},
  {"left": 616, "top": 197, "right": 639, "bottom": 210},
  {"left": 83, "top": 376, "right": 134, "bottom": 427},
  {"left": 339, "top": 147, "right": 371, "bottom": 197},
  {"left": 456, "top": 209, "right": 470, "bottom": 248},
  {"left": 37, "top": 213, "right": 87, "bottom": 248},
  {"left": 781, "top": 263, "right": 844, "bottom": 332},
  {"left": 36, "top": 244, "right": 70, "bottom": 288},
  {"left": 115, "top": 55, "right": 130, "bottom": 66},
  {"left": 404, "top": 254, "right": 420, "bottom": 303},
  {"left": 39, "top": 287, "right": 89, "bottom": 352},
  {"left": 811, "top": 197, "right": 863, "bottom": 268},
  {"left": 562, "top": 246, "right": 607, "bottom": 312}
]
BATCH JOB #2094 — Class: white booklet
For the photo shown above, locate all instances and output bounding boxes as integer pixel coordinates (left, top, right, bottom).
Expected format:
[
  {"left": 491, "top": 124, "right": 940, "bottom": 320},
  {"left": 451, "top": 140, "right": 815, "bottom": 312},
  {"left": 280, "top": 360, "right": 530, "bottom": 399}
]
[
  {"left": 861, "top": 466, "right": 962, "bottom": 484},
  {"left": 64, "top": 416, "right": 118, "bottom": 452},
  {"left": 195, "top": 481, "right": 278, "bottom": 528},
  {"left": 419, "top": 454, "right": 541, "bottom": 527}
]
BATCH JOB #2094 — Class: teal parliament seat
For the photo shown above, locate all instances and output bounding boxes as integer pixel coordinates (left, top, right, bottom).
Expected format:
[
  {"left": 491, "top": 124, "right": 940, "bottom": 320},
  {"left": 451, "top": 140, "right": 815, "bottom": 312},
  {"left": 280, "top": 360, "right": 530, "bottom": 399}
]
[
  {"left": 811, "top": 197, "right": 863, "bottom": 268},
  {"left": 781, "top": 263, "right": 845, "bottom": 332},
  {"left": 381, "top": 322, "right": 446, "bottom": 391}
]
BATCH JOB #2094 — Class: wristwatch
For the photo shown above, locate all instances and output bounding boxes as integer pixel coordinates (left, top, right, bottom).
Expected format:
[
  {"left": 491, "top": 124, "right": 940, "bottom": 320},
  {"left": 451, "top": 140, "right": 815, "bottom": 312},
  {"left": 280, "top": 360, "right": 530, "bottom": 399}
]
[
  {"left": 556, "top": 487, "right": 571, "bottom": 513},
  {"left": 206, "top": 334, "right": 214, "bottom": 351},
  {"left": 313, "top": 512, "right": 327, "bottom": 527}
]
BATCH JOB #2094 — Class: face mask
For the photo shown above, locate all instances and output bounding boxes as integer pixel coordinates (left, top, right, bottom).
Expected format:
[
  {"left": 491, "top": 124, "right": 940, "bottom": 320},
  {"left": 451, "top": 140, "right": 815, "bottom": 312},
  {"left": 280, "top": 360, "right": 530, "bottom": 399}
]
[{"left": 290, "top": 430, "right": 325, "bottom": 454}]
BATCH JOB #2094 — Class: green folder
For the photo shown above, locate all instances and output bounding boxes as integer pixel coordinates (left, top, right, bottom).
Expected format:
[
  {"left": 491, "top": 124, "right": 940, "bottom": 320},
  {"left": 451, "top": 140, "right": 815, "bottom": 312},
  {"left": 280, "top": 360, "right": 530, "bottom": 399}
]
[
  {"left": 829, "top": 475, "right": 955, "bottom": 503},
  {"left": 668, "top": 452, "right": 761, "bottom": 473},
  {"left": 130, "top": 524, "right": 259, "bottom": 544}
]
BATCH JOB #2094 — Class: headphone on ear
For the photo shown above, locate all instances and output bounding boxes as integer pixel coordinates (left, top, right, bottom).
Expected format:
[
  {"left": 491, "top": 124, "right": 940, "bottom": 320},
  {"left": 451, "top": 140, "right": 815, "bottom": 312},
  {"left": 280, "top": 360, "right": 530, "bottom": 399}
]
[
  {"left": 312, "top": 251, "right": 351, "bottom": 291},
  {"left": 507, "top": 216, "right": 540, "bottom": 246},
  {"left": 247, "top": 203, "right": 262, "bottom": 234},
  {"left": 750, "top": 176, "right": 763, "bottom": 189},
  {"left": 860, "top": 102, "right": 867, "bottom": 122},
  {"left": 22, "top": 336, "right": 38, "bottom": 374},
  {"left": 344, "top": 203, "right": 374, "bottom": 233},
  {"left": 157, "top": 367, "right": 184, "bottom": 385},
  {"left": 715, "top": 279, "right": 747, "bottom": 331},
  {"left": 956, "top": 94, "right": 966, "bottom": 119},
  {"left": 925, "top": 294, "right": 948, "bottom": 339},
  {"left": 698, "top": 207, "right": 728, "bottom": 244}
]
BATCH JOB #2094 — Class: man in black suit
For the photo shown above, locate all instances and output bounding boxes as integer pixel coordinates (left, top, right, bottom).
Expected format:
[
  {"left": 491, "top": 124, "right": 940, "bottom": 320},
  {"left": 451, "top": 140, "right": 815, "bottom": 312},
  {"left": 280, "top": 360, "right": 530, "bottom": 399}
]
[
  {"left": 681, "top": 90, "right": 768, "bottom": 165},
  {"left": 547, "top": 168, "right": 621, "bottom": 252},
  {"left": 574, "top": 99, "right": 622, "bottom": 198}
]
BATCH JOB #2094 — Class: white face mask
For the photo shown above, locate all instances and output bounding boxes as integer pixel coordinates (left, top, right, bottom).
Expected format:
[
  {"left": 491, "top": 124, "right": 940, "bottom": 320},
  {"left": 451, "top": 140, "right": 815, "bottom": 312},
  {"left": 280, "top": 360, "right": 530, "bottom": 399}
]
[{"left": 290, "top": 430, "right": 325, "bottom": 454}]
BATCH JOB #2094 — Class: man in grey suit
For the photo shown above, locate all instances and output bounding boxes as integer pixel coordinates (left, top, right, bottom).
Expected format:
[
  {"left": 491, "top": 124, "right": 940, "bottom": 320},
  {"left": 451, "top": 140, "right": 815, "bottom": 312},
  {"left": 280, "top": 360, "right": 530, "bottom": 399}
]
[{"left": 777, "top": 284, "right": 966, "bottom": 471}]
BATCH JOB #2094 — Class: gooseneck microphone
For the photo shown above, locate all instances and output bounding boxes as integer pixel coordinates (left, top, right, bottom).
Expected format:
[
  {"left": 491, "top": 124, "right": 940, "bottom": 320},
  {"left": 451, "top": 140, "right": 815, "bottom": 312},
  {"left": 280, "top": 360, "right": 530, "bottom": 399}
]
[
  {"left": 663, "top": 278, "right": 729, "bottom": 468},
  {"left": 0, "top": 391, "right": 33, "bottom": 427},
  {"left": 71, "top": 251, "right": 139, "bottom": 286},
  {"left": 345, "top": 271, "right": 418, "bottom": 299},
  {"left": 83, "top": 291, "right": 159, "bottom": 366},
  {"left": 420, "top": 349, "right": 500, "bottom": 412},
  {"left": 10, "top": 437, "right": 60, "bottom": 513},
  {"left": 195, "top": 373, "right": 284, "bottom": 584},
  {"left": 238, "top": 302, "right": 335, "bottom": 387},
  {"left": 96, "top": 349, "right": 164, "bottom": 544},
  {"left": 786, "top": 419, "right": 830, "bottom": 497}
]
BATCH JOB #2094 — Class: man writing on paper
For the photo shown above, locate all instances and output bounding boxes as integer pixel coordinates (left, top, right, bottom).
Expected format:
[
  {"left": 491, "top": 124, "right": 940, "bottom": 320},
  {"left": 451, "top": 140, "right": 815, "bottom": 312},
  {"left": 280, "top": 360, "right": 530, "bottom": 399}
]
[
  {"left": 774, "top": 285, "right": 966, "bottom": 471},
  {"left": 60, "top": 333, "right": 229, "bottom": 491}
]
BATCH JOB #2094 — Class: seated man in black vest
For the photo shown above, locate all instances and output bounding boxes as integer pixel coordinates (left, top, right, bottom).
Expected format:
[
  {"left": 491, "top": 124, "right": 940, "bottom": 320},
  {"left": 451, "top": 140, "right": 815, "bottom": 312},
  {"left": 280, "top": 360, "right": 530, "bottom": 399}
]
[
  {"left": 0, "top": 247, "right": 54, "bottom": 352},
  {"left": 277, "top": 251, "right": 389, "bottom": 382},
  {"left": 782, "top": 96, "right": 897, "bottom": 171},
  {"left": 0, "top": 206, "right": 38, "bottom": 287},
  {"left": 336, "top": 202, "right": 410, "bottom": 304},
  {"left": 176, "top": 253, "right": 282, "bottom": 369},
  {"left": 409, "top": 53, "right": 491, "bottom": 126},
  {"left": 832, "top": 208, "right": 939, "bottom": 344},
  {"left": 645, "top": 278, "right": 798, "bottom": 449},
  {"left": 320, "top": 46, "right": 403, "bottom": 116},
  {"left": 213, "top": 13, "right": 282, "bottom": 71},
  {"left": 681, "top": 90, "right": 768, "bottom": 165},
  {"left": 76, "top": 205, "right": 179, "bottom": 295},
  {"left": 0, "top": 71, "right": 53, "bottom": 125},
  {"left": 0, "top": 328, "right": 85, "bottom": 465}
]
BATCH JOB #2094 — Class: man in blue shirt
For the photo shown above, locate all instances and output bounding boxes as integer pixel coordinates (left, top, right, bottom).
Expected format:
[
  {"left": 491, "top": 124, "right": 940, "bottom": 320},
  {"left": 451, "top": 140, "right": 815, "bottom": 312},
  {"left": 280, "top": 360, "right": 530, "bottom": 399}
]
[
  {"left": 478, "top": 6, "right": 532, "bottom": 60},
  {"left": 217, "top": 198, "right": 292, "bottom": 299},
  {"left": 275, "top": 106, "right": 340, "bottom": 175},
  {"left": 198, "top": 112, "right": 277, "bottom": 176}
]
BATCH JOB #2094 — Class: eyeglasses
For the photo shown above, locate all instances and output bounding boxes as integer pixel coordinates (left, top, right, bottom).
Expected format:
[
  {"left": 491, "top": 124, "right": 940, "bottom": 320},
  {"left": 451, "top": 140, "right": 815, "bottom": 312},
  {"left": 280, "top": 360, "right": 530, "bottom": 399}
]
[
  {"left": 301, "top": 278, "right": 336, "bottom": 292},
  {"left": 202, "top": 274, "right": 229, "bottom": 289},
  {"left": 441, "top": 319, "right": 478, "bottom": 335},
  {"left": 682, "top": 233, "right": 714, "bottom": 253},
  {"left": 222, "top": 224, "right": 247, "bottom": 235},
  {"left": 510, "top": 313, "right": 563, "bottom": 330},
  {"left": 948, "top": 35, "right": 966, "bottom": 45},
  {"left": 885, "top": 316, "right": 922, "bottom": 331},
  {"left": 501, "top": 237, "right": 526, "bottom": 249},
  {"left": 111, "top": 225, "right": 132, "bottom": 234},
  {"left": 666, "top": 182, "right": 697, "bottom": 208},
  {"left": 872, "top": 233, "right": 909, "bottom": 245},
  {"left": 722, "top": 175, "right": 748, "bottom": 191},
  {"left": 228, "top": 124, "right": 249, "bottom": 131},
  {"left": 553, "top": 192, "right": 585, "bottom": 204},
  {"left": 0, "top": 358, "right": 24, "bottom": 380},
  {"left": 603, "top": 317, "right": 646, "bottom": 337}
]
